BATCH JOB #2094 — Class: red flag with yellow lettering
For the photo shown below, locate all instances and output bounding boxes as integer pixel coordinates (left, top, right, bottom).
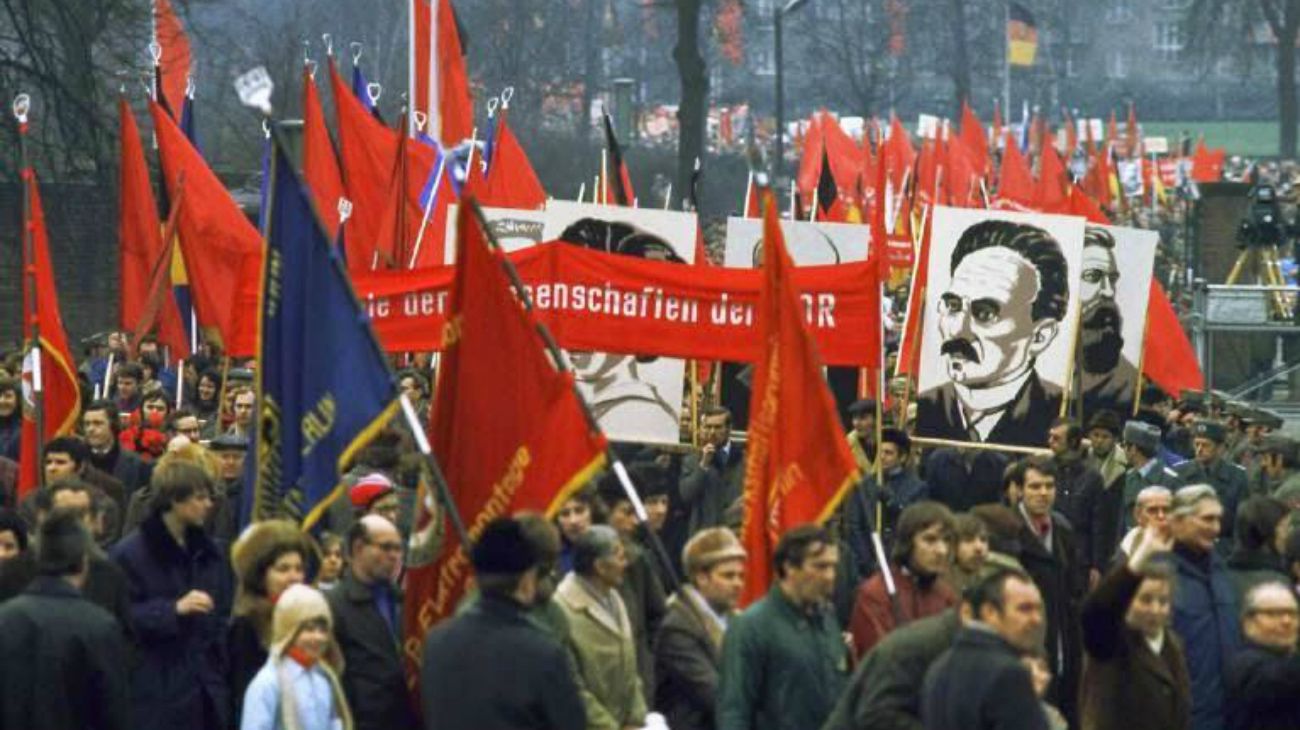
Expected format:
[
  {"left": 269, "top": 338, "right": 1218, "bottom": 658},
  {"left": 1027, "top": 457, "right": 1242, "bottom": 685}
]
[
  {"left": 738, "top": 191, "right": 861, "bottom": 606},
  {"left": 17, "top": 164, "right": 82, "bottom": 498},
  {"left": 402, "top": 201, "right": 607, "bottom": 681}
]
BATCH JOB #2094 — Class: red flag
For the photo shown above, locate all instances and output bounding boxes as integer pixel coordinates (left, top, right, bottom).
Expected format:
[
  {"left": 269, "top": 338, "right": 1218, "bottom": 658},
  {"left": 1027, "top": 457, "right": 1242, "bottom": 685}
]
[
  {"left": 1065, "top": 184, "right": 1110, "bottom": 224},
  {"left": 739, "top": 192, "right": 862, "bottom": 606},
  {"left": 403, "top": 201, "right": 607, "bottom": 678},
  {"left": 1126, "top": 103, "right": 1140, "bottom": 158},
  {"left": 1141, "top": 282, "right": 1202, "bottom": 397},
  {"left": 149, "top": 100, "right": 262, "bottom": 357},
  {"left": 118, "top": 96, "right": 188, "bottom": 357},
  {"left": 1192, "top": 139, "right": 1226, "bottom": 182},
  {"left": 302, "top": 68, "right": 347, "bottom": 242},
  {"left": 411, "top": 0, "right": 474, "bottom": 146},
  {"left": 481, "top": 113, "right": 547, "bottom": 210},
  {"left": 996, "top": 131, "right": 1036, "bottom": 209},
  {"left": 152, "top": 0, "right": 192, "bottom": 116},
  {"left": 959, "top": 101, "right": 990, "bottom": 176},
  {"left": 330, "top": 58, "right": 395, "bottom": 266},
  {"left": 1036, "top": 141, "right": 1069, "bottom": 210},
  {"left": 1106, "top": 111, "right": 1119, "bottom": 152},
  {"left": 885, "top": 115, "right": 917, "bottom": 192},
  {"left": 17, "top": 166, "right": 82, "bottom": 498}
]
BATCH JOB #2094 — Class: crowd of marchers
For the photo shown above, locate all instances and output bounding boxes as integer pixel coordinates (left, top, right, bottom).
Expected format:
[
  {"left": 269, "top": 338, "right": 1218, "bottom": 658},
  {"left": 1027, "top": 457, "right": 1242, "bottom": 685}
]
[{"left": 0, "top": 337, "right": 1299, "bottom": 730}]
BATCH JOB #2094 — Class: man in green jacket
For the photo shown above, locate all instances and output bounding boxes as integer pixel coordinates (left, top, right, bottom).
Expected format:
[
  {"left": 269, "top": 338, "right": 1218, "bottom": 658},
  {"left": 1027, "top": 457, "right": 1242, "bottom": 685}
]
[{"left": 717, "top": 524, "right": 850, "bottom": 730}]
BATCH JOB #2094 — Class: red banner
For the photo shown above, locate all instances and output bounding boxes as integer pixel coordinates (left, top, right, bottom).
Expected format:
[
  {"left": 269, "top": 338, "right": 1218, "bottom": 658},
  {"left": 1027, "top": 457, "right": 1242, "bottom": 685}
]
[{"left": 355, "top": 241, "right": 879, "bottom": 366}]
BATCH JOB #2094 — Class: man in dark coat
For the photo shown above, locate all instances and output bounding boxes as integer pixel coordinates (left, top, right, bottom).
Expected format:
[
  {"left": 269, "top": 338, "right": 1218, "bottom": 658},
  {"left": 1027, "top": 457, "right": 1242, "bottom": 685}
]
[
  {"left": 82, "top": 399, "right": 151, "bottom": 496},
  {"left": 0, "top": 479, "right": 132, "bottom": 633},
  {"left": 920, "top": 567, "right": 1048, "bottom": 730},
  {"left": 1079, "top": 524, "right": 1191, "bottom": 730},
  {"left": 1047, "top": 418, "right": 1106, "bottom": 582},
  {"left": 1169, "top": 485, "right": 1242, "bottom": 730},
  {"left": 420, "top": 518, "right": 584, "bottom": 730},
  {"left": 1176, "top": 421, "right": 1248, "bottom": 554},
  {"left": 110, "top": 460, "right": 231, "bottom": 730},
  {"left": 655, "top": 527, "right": 746, "bottom": 730},
  {"left": 327, "top": 514, "right": 417, "bottom": 730},
  {"left": 0, "top": 511, "right": 131, "bottom": 730},
  {"left": 679, "top": 406, "right": 746, "bottom": 534},
  {"left": 1225, "top": 582, "right": 1300, "bottom": 730},
  {"left": 822, "top": 608, "right": 960, "bottom": 730},
  {"left": 1014, "top": 455, "right": 1084, "bottom": 724}
]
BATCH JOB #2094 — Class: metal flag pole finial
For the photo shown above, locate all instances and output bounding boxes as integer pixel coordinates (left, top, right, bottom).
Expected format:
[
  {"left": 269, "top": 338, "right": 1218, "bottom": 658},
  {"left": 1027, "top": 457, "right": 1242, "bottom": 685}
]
[
  {"left": 349, "top": 41, "right": 364, "bottom": 65},
  {"left": 337, "top": 197, "right": 353, "bottom": 224},
  {"left": 486, "top": 96, "right": 499, "bottom": 118},
  {"left": 366, "top": 82, "right": 382, "bottom": 107},
  {"left": 501, "top": 86, "right": 514, "bottom": 109},
  {"left": 412, "top": 110, "right": 427, "bottom": 132},
  {"left": 233, "top": 67, "right": 275, "bottom": 116},
  {"left": 185, "top": 73, "right": 196, "bottom": 99},
  {"left": 302, "top": 39, "right": 311, "bottom": 65},
  {"left": 12, "top": 93, "right": 31, "bottom": 124},
  {"left": 148, "top": 41, "right": 162, "bottom": 65},
  {"left": 322, "top": 33, "right": 334, "bottom": 57}
]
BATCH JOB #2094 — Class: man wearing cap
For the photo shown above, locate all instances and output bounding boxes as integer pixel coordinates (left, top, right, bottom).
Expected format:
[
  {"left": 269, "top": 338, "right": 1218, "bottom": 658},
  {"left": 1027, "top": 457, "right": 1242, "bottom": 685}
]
[
  {"left": 1120, "top": 420, "right": 1181, "bottom": 534},
  {"left": 654, "top": 527, "right": 746, "bottom": 730},
  {"left": 1176, "top": 421, "right": 1247, "bottom": 553},
  {"left": 420, "top": 517, "right": 585, "bottom": 730},
  {"left": 1251, "top": 433, "right": 1300, "bottom": 498},
  {"left": 207, "top": 432, "right": 248, "bottom": 543},
  {"left": 846, "top": 399, "right": 877, "bottom": 475},
  {"left": 1086, "top": 410, "right": 1128, "bottom": 570},
  {"left": 350, "top": 473, "right": 400, "bottom": 527}
]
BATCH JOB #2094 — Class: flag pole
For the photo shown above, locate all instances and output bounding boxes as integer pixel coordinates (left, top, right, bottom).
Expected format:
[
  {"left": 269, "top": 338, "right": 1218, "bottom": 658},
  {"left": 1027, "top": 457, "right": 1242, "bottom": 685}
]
[
  {"left": 1003, "top": 2, "right": 1011, "bottom": 122},
  {"left": 468, "top": 201, "right": 682, "bottom": 592},
  {"left": 15, "top": 93, "right": 45, "bottom": 490}
]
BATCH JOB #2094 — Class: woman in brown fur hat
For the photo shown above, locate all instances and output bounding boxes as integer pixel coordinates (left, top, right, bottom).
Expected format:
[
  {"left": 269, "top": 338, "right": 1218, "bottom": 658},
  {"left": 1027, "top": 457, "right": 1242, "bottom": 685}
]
[{"left": 228, "top": 519, "right": 311, "bottom": 722}]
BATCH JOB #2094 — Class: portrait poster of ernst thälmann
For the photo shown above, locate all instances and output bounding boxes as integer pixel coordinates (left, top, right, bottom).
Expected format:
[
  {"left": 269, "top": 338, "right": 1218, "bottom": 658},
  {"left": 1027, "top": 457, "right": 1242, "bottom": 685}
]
[{"left": 914, "top": 206, "right": 1085, "bottom": 450}]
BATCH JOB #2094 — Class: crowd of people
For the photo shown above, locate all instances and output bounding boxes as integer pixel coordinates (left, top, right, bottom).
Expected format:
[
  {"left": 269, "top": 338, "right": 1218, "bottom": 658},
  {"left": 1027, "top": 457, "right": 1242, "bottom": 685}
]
[{"left": 0, "top": 331, "right": 1299, "bottom": 730}]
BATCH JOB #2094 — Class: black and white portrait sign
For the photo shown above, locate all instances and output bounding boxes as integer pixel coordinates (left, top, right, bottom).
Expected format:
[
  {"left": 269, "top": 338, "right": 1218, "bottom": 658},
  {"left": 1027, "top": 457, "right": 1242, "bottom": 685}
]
[
  {"left": 1077, "top": 224, "right": 1157, "bottom": 421},
  {"left": 914, "top": 206, "right": 1086, "bottom": 450}
]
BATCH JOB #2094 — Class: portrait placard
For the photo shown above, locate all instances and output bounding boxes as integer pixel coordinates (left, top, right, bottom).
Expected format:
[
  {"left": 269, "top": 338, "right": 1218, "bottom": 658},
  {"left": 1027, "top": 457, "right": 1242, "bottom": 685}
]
[
  {"left": 447, "top": 202, "right": 698, "bottom": 445},
  {"left": 1077, "top": 224, "right": 1158, "bottom": 421},
  {"left": 722, "top": 217, "right": 870, "bottom": 267},
  {"left": 914, "top": 206, "right": 1085, "bottom": 450}
]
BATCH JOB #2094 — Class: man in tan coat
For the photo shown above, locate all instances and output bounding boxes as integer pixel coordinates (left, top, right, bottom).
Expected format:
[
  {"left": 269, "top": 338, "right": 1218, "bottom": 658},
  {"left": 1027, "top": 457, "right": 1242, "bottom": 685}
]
[{"left": 556, "top": 524, "right": 647, "bottom": 730}]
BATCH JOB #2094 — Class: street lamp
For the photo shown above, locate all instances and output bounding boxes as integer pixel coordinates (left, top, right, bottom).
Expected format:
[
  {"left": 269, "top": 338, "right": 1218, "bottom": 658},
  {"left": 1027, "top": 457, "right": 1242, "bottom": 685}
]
[{"left": 774, "top": 0, "right": 813, "bottom": 183}]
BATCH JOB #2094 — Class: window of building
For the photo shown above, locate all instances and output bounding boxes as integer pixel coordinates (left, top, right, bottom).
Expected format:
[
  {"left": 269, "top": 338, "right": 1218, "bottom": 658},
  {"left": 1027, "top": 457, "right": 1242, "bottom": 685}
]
[
  {"left": 1153, "top": 21, "right": 1185, "bottom": 61},
  {"left": 1105, "top": 0, "right": 1134, "bottom": 23},
  {"left": 1107, "top": 49, "right": 1128, "bottom": 79}
]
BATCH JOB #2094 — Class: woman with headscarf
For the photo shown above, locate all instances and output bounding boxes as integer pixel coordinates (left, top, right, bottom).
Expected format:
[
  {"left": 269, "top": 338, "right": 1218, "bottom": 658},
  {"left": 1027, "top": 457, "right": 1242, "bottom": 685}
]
[{"left": 229, "top": 520, "right": 311, "bottom": 722}]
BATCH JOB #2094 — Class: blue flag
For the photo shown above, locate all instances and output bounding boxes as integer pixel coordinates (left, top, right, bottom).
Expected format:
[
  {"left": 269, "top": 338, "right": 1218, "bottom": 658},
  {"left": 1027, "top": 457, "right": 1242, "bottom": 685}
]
[{"left": 249, "top": 138, "right": 400, "bottom": 529}]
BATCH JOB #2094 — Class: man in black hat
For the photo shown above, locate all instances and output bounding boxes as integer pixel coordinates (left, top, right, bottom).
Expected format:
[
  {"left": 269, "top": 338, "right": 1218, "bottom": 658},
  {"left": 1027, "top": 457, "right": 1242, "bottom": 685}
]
[
  {"left": 1085, "top": 410, "right": 1128, "bottom": 575},
  {"left": 1176, "top": 421, "right": 1247, "bottom": 554},
  {"left": 1120, "top": 421, "right": 1181, "bottom": 534},
  {"left": 845, "top": 398, "right": 877, "bottom": 475},
  {"left": 420, "top": 517, "right": 585, "bottom": 730},
  {"left": 1251, "top": 433, "right": 1300, "bottom": 499},
  {"left": 208, "top": 433, "right": 249, "bottom": 543}
]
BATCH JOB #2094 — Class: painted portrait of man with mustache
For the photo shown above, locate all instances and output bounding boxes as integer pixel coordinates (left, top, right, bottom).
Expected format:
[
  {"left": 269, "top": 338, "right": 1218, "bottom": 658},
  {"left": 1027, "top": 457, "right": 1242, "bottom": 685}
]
[
  {"left": 916, "top": 219, "right": 1068, "bottom": 448},
  {"left": 1078, "top": 226, "right": 1140, "bottom": 419}
]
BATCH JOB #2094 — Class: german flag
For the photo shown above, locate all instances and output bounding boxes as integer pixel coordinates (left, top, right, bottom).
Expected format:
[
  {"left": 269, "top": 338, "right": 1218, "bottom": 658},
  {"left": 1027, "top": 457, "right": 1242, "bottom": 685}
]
[{"left": 1008, "top": 3, "right": 1038, "bottom": 67}]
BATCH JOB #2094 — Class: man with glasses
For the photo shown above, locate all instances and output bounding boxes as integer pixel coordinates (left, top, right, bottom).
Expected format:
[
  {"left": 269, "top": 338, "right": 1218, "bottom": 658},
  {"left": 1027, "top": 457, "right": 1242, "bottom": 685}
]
[
  {"left": 1116, "top": 486, "right": 1173, "bottom": 560},
  {"left": 1226, "top": 582, "right": 1300, "bottom": 729},
  {"left": 326, "top": 514, "right": 416, "bottom": 730}
]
